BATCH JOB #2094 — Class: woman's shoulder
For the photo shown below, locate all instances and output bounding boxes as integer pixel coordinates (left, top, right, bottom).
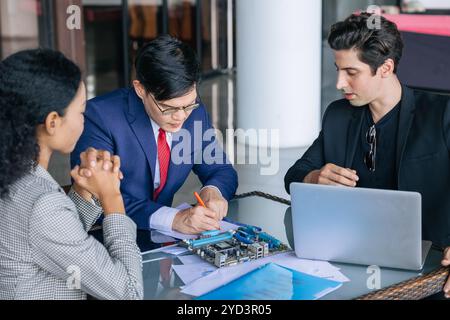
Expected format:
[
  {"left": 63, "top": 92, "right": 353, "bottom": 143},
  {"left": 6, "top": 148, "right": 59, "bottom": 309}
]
[
  {"left": 0, "top": 170, "right": 77, "bottom": 251},
  {"left": 6, "top": 168, "right": 74, "bottom": 215}
]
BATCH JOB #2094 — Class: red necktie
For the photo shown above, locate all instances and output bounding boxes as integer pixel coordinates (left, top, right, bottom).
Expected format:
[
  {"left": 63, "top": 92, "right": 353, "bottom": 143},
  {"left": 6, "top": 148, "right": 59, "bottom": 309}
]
[{"left": 153, "top": 128, "right": 170, "bottom": 201}]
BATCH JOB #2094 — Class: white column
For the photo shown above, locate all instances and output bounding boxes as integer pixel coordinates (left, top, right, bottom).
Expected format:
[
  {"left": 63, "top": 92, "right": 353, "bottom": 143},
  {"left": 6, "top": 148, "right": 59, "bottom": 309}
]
[{"left": 236, "top": 0, "right": 322, "bottom": 148}]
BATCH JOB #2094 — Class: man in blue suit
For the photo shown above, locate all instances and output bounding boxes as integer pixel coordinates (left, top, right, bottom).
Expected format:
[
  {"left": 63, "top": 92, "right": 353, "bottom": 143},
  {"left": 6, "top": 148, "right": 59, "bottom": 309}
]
[{"left": 71, "top": 35, "right": 238, "bottom": 234}]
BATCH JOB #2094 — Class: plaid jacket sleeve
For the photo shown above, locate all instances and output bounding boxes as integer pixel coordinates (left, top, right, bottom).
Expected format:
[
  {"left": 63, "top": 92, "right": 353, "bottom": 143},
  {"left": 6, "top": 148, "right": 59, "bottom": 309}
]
[
  {"left": 29, "top": 191, "right": 143, "bottom": 300},
  {"left": 67, "top": 187, "right": 103, "bottom": 232}
]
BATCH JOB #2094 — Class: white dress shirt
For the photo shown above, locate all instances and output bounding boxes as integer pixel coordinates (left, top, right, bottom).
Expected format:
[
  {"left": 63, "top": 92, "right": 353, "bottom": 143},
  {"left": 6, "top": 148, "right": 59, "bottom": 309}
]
[{"left": 148, "top": 117, "right": 222, "bottom": 232}]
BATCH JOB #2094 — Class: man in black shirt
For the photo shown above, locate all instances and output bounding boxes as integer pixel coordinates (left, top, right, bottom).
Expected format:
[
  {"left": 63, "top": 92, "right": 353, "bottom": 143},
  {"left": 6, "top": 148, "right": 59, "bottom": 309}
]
[
  {"left": 284, "top": 12, "right": 450, "bottom": 297},
  {"left": 353, "top": 102, "right": 400, "bottom": 190}
]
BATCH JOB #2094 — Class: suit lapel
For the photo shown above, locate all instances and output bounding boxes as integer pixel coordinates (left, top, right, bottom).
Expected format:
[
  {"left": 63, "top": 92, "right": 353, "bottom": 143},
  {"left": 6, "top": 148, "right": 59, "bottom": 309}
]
[
  {"left": 345, "top": 108, "right": 365, "bottom": 168},
  {"left": 126, "top": 89, "right": 157, "bottom": 183},
  {"left": 396, "top": 85, "right": 416, "bottom": 171}
]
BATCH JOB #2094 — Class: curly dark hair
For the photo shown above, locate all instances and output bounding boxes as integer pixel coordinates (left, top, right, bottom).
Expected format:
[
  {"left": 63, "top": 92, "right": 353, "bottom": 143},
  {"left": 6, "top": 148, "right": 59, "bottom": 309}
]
[
  {"left": 328, "top": 12, "right": 404, "bottom": 75},
  {"left": 0, "top": 49, "right": 81, "bottom": 198}
]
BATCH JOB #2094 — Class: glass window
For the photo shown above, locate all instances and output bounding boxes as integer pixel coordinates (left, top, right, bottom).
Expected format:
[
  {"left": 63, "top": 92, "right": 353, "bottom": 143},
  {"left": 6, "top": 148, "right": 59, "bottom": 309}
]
[{"left": 0, "top": 0, "right": 40, "bottom": 59}]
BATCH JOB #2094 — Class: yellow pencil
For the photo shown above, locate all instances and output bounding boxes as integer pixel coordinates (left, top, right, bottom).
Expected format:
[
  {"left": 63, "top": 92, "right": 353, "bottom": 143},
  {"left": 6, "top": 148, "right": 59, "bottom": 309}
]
[{"left": 194, "top": 191, "right": 206, "bottom": 207}]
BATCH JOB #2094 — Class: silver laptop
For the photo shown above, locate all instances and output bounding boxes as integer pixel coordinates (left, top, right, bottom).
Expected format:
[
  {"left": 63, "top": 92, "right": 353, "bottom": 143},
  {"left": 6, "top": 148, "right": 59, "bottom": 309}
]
[{"left": 290, "top": 183, "right": 431, "bottom": 271}]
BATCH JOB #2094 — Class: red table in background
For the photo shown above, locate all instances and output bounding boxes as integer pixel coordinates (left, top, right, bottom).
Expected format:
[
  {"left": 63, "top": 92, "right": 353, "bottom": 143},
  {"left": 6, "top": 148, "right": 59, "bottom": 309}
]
[
  {"left": 384, "top": 13, "right": 450, "bottom": 37},
  {"left": 383, "top": 14, "right": 450, "bottom": 93}
]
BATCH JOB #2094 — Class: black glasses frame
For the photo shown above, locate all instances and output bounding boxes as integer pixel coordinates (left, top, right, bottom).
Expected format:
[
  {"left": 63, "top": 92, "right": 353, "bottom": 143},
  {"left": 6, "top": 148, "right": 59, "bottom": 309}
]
[
  {"left": 364, "top": 125, "right": 377, "bottom": 172},
  {"left": 149, "top": 93, "right": 200, "bottom": 116}
]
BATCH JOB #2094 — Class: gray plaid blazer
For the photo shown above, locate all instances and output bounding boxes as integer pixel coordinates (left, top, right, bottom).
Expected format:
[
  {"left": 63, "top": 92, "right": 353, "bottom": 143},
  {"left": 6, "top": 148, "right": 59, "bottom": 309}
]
[{"left": 0, "top": 165, "right": 143, "bottom": 300}]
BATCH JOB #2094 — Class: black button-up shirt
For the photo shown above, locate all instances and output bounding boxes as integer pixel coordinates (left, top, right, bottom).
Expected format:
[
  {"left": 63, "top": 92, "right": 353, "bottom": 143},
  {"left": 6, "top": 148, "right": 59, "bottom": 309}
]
[{"left": 352, "top": 102, "right": 401, "bottom": 190}]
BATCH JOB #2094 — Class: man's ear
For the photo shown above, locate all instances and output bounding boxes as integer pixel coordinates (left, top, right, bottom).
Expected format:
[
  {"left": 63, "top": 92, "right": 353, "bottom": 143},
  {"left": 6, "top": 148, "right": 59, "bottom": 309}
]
[
  {"left": 380, "top": 58, "right": 395, "bottom": 78},
  {"left": 132, "top": 80, "right": 146, "bottom": 99},
  {"left": 43, "top": 111, "right": 61, "bottom": 135}
]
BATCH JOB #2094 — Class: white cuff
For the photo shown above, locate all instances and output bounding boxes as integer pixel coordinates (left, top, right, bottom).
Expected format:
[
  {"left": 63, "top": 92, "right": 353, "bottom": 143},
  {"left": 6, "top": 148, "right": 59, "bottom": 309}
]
[
  {"left": 200, "top": 185, "right": 224, "bottom": 198},
  {"left": 149, "top": 206, "right": 180, "bottom": 232}
]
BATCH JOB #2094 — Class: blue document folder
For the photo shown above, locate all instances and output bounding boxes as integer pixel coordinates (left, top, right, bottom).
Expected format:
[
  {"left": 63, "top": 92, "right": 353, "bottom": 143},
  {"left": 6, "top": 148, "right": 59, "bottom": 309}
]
[{"left": 196, "top": 262, "right": 342, "bottom": 300}]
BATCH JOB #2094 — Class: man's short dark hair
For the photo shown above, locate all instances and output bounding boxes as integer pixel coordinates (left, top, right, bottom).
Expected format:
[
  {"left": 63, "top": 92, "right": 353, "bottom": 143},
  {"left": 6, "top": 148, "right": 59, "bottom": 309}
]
[
  {"left": 328, "top": 12, "right": 404, "bottom": 75},
  {"left": 135, "top": 34, "right": 200, "bottom": 101}
]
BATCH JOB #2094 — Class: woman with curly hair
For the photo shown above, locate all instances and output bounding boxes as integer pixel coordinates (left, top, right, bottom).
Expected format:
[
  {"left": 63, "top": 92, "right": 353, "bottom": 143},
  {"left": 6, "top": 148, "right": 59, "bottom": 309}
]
[{"left": 0, "top": 49, "right": 143, "bottom": 300}]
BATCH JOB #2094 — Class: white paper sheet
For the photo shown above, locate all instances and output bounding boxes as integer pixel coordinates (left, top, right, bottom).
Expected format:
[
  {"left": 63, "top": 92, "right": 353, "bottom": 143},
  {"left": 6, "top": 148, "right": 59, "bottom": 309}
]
[
  {"left": 150, "top": 230, "right": 177, "bottom": 244},
  {"left": 150, "top": 203, "right": 240, "bottom": 240},
  {"left": 177, "top": 254, "right": 206, "bottom": 265},
  {"left": 172, "top": 263, "right": 217, "bottom": 286},
  {"left": 314, "top": 285, "right": 343, "bottom": 299},
  {"left": 159, "top": 220, "right": 240, "bottom": 240},
  {"left": 159, "top": 246, "right": 189, "bottom": 256},
  {"left": 273, "top": 253, "right": 349, "bottom": 283}
]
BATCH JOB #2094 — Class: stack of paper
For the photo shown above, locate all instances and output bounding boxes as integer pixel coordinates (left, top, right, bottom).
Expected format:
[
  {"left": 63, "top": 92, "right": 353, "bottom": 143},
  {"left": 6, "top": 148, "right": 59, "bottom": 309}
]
[{"left": 172, "top": 252, "right": 349, "bottom": 298}]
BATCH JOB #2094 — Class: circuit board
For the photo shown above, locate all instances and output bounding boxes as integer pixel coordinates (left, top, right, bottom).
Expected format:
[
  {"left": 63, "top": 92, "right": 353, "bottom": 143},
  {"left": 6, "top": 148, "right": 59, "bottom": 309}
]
[{"left": 180, "top": 225, "right": 289, "bottom": 268}]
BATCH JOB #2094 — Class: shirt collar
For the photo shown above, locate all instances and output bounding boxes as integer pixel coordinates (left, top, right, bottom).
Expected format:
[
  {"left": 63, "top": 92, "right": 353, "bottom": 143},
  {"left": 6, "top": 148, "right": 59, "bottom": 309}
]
[
  {"left": 365, "top": 101, "right": 401, "bottom": 128},
  {"left": 148, "top": 115, "right": 172, "bottom": 139},
  {"left": 32, "top": 164, "right": 63, "bottom": 191}
]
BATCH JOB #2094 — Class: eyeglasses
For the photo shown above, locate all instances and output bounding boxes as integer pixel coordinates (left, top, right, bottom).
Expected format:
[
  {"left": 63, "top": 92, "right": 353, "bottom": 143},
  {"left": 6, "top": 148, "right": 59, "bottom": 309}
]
[
  {"left": 364, "top": 125, "right": 376, "bottom": 172},
  {"left": 149, "top": 93, "right": 200, "bottom": 116}
]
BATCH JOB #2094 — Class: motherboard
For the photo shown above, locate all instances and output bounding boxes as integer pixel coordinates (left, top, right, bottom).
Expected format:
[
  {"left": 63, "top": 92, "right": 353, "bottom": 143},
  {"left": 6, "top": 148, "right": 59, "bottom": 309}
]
[{"left": 181, "top": 225, "right": 289, "bottom": 268}]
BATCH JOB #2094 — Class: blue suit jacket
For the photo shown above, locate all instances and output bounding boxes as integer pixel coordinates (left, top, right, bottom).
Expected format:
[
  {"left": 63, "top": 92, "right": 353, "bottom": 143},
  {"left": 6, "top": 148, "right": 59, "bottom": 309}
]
[{"left": 71, "top": 88, "right": 238, "bottom": 230}]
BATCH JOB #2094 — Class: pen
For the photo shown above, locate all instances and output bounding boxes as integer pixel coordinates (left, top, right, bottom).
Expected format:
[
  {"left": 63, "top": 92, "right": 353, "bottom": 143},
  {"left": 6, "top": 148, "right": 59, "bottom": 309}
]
[
  {"left": 194, "top": 191, "right": 221, "bottom": 233},
  {"left": 195, "top": 192, "right": 244, "bottom": 229},
  {"left": 194, "top": 191, "right": 206, "bottom": 208},
  {"left": 194, "top": 193, "right": 251, "bottom": 231}
]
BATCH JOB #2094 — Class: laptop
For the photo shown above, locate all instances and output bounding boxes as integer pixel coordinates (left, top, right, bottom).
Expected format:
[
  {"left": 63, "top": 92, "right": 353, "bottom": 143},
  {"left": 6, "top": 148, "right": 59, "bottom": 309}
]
[{"left": 290, "top": 183, "right": 432, "bottom": 271}]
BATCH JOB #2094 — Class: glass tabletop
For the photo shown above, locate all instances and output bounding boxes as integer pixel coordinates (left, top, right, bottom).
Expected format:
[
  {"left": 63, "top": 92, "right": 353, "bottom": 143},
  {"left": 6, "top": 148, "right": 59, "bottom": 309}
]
[{"left": 137, "top": 195, "right": 444, "bottom": 300}]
